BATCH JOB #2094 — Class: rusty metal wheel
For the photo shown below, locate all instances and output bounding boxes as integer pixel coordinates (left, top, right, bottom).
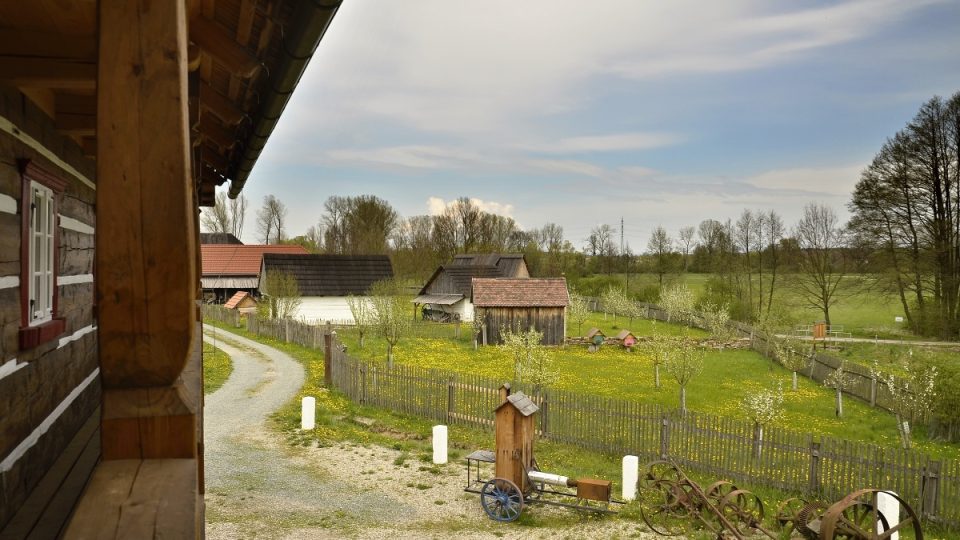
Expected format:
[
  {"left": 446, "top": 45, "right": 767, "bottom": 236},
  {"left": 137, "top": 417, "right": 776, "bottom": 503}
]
[
  {"left": 775, "top": 497, "right": 807, "bottom": 535},
  {"left": 718, "top": 489, "right": 765, "bottom": 534},
  {"left": 820, "top": 489, "right": 921, "bottom": 540},
  {"left": 639, "top": 460, "right": 682, "bottom": 490}
]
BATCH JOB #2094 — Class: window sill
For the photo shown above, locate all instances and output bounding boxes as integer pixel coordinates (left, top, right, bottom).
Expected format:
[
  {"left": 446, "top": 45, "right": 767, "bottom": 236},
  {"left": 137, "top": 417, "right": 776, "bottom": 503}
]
[{"left": 19, "top": 318, "right": 66, "bottom": 349}]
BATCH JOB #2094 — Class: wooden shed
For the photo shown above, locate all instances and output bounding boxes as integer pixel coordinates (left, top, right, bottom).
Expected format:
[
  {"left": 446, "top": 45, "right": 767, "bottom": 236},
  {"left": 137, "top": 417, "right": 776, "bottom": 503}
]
[
  {"left": 472, "top": 278, "right": 569, "bottom": 345},
  {"left": 224, "top": 291, "right": 257, "bottom": 316},
  {"left": 494, "top": 386, "right": 539, "bottom": 492},
  {"left": 414, "top": 253, "right": 528, "bottom": 322}
]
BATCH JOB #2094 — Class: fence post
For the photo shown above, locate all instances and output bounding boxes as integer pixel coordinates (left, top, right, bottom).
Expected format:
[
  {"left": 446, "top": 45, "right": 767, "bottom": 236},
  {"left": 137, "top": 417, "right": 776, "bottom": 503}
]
[
  {"left": 921, "top": 461, "right": 941, "bottom": 517},
  {"left": 540, "top": 393, "right": 549, "bottom": 438},
  {"left": 659, "top": 417, "right": 670, "bottom": 459},
  {"left": 870, "top": 377, "right": 877, "bottom": 408},
  {"left": 324, "top": 330, "right": 333, "bottom": 387},
  {"left": 446, "top": 377, "right": 455, "bottom": 423},
  {"left": 360, "top": 365, "right": 367, "bottom": 405},
  {"left": 284, "top": 319, "right": 290, "bottom": 342},
  {"left": 808, "top": 441, "right": 822, "bottom": 494}
]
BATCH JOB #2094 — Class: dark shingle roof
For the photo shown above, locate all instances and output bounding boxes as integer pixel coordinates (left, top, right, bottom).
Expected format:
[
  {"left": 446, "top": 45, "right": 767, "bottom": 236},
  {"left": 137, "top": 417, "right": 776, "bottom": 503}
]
[
  {"left": 200, "top": 232, "right": 243, "bottom": 245},
  {"left": 472, "top": 278, "right": 569, "bottom": 307},
  {"left": 261, "top": 254, "right": 393, "bottom": 296},
  {"left": 419, "top": 254, "right": 528, "bottom": 295}
]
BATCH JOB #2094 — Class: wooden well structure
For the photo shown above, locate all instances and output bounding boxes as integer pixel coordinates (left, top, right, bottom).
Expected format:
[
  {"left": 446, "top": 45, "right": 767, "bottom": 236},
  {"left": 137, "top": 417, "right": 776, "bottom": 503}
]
[{"left": 494, "top": 384, "right": 539, "bottom": 492}]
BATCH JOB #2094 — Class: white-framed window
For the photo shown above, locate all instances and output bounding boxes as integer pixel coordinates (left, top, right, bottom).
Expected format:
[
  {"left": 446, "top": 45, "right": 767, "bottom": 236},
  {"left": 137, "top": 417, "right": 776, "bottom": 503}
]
[{"left": 28, "top": 181, "right": 55, "bottom": 325}]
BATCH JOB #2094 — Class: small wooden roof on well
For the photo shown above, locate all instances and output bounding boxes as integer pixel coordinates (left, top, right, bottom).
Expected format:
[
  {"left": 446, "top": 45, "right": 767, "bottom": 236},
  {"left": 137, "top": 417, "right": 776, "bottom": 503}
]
[
  {"left": 585, "top": 328, "right": 605, "bottom": 339},
  {"left": 495, "top": 392, "right": 539, "bottom": 417}
]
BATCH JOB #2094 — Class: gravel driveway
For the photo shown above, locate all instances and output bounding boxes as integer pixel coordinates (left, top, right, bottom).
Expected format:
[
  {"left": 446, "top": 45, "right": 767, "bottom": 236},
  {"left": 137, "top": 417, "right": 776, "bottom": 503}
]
[{"left": 202, "top": 325, "right": 657, "bottom": 539}]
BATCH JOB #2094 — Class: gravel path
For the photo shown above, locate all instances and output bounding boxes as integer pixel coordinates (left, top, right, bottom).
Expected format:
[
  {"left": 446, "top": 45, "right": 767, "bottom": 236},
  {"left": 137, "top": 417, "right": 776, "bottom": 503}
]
[{"left": 202, "top": 326, "right": 658, "bottom": 539}]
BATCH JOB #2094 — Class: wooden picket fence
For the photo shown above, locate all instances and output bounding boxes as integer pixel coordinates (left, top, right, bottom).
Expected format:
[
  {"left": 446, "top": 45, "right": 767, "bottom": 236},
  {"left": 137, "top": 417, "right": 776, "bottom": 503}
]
[{"left": 202, "top": 305, "right": 959, "bottom": 527}]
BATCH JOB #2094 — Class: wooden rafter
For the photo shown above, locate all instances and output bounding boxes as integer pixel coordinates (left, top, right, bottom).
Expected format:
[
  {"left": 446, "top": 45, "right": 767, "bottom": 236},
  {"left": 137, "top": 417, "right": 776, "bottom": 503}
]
[
  {"left": 190, "top": 16, "right": 261, "bottom": 79},
  {"left": 0, "top": 57, "right": 95, "bottom": 89},
  {"left": 0, "top": 29, "right": 96, "bottom": 60},
  {"left": 198, "top": 113, "right": 237, "bottom": 149},
  {"left": 200, "top": 82, "right": 245, "bottom": 125}
]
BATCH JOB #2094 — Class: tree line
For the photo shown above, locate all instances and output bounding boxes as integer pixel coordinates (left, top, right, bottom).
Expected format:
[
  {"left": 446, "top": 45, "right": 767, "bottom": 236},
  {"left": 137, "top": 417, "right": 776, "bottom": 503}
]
[{"left": 200, "top": 91, "right": 960, "bottom": 338}]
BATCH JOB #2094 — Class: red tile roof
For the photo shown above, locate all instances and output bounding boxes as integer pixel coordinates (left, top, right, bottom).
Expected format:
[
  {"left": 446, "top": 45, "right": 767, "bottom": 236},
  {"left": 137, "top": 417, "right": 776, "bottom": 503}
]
[
  {"left": 224, "top": 291, "right": 251, "bottom": 309},
  {"left": 201, "top": 244, "right": 308, "bottom": 276},
  {"left": 471, "top": 278, "right": 569, "bottom": 307}
]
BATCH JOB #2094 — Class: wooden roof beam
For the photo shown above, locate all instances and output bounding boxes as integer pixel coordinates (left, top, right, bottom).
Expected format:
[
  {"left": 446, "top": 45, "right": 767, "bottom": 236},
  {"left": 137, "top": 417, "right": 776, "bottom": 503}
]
[
  {"left": 0, "top": 30, "right": 96, "bottom": 61},
  {"left": 199, "top": 113, "right": 237, "bottom": 150},
  {"left": 201, "top": 148, "right": 230, "bottom": 173},
  {"left": 200, "top": 82, "right": 245, "bottom": 125},
  {"left": 55, "top": 113, "right": 95, "bottom": 136},
  {"left": 190, "top": 16, "right": 261, "bottom": 78},
  {"left": 0, "top": 57, "right": 96, "bottom": 90}
]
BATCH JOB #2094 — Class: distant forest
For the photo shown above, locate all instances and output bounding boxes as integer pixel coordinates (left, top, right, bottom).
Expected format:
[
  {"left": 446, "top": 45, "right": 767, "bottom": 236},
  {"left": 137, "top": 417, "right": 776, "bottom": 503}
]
[{"left": 203, "top": 92, "right": 960, "bottom": 338}]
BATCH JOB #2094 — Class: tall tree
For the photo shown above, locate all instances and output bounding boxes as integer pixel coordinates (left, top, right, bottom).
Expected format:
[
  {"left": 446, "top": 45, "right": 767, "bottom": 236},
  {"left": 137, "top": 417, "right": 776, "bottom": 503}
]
[
  {"left": 678, "top": 226, "right": 696, "bottom": 272},
  {"left": 256, "top": 194, "right": 287, "bottom": 244},
  {"left": 200, "top": 191, "right": 247, "bottom": 238},
  {"left": 646, "top": 226, "right": 673, "bottom": 289},
  {"left": 762, "top": 210, "right": 785, "bottom": 317},
  {"left": 794, "top": 203, "right": 848, "bottom": 326}
]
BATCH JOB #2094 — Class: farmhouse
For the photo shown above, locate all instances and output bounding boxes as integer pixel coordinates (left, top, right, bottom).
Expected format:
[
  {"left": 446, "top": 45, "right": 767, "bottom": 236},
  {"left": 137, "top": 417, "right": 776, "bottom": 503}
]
[
  {"left": 415, "top": 253, "right": 528, "bottom": 322},
  {"left": 201, "top": 244, "right": 309, "bottom": 303},
  {"left": 472, "top": 277, "right": 570, "bottom": 345},
  {"left": 260, "top": 253, "right": 394, "bottom": 324},
  {"left": 0, "top": 1, "right": 339, "bottom": 537}
]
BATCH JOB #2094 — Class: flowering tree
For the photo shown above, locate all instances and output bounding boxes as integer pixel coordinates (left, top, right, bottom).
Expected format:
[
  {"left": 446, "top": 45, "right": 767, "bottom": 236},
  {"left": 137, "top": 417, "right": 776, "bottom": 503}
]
[
  {"left": 881, "top": 353, "right": 938, "bottom": 449},
  {"left": 700, "top": 302, "right": 732, "bottom": 346},
  {"left": 824, "top": 360, "right": 853, "bottom": 418},
  {"left": 567, "top": 291, "right": 590, "bottom": 336},
  {"left": 472, "top": 308, "right": 485, "bottom": 349},
  {"left": 601, "top": 285, "right": 628, "bottom": 325},
  {"left": 499, "top": 326, "right": 554, "bottom": 394},
  {"left": 370, "top": 280, "right": 412, "bottom": 367},
  {"left": 665, "top": 338, "right": 704, "bottom": 413},
  {"left": 646, "top": 322, "right": 669, "bottom": 389},
  {"left": 660, "top": 283, "right": 695, "bottom": 324},
  {"left": 743, "top": 380, "right": 784, "bottom": 458},
  {"left": 345, "top": 295, "right": 372, "bottom": 349},
  {"left": 776, "top": 339, "right": 812, "bottom": 391}
]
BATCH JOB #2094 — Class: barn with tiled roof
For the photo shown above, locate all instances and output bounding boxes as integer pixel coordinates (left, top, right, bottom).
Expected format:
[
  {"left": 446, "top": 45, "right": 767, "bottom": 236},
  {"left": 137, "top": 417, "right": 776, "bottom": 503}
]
[{"left": 414, "top": 253, "right": 528, "bottom": 322}]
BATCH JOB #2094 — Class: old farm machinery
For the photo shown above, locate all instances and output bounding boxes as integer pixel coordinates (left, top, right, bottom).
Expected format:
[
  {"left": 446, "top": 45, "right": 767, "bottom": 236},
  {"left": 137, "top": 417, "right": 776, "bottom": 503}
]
[
  {"left": 464, "top": 384, "right": 925, "bottom": 538},
  {"left": 464, "top": 384, "right": 623, "bottom": 521},
  {"left": 639, "top": 460, "right": 924, "bottom": 539}
]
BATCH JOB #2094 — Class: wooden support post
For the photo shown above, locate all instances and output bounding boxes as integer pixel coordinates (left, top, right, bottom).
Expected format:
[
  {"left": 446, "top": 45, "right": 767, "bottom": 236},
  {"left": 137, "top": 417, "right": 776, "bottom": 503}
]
[
  {"left": 360, "top": 366, "right": 367, "bottom": 405},
  {"left": 808, "top": 441, "right": 822, "bottom": 494},
  {"left": 96, "top": 0, "right": 199, "bottom": 464},
  {"left": 446, "top": 377, "right": 455, "bottom": 422},
  {"left": 922, "top": 461, "right": 941, "bottom": 517}
]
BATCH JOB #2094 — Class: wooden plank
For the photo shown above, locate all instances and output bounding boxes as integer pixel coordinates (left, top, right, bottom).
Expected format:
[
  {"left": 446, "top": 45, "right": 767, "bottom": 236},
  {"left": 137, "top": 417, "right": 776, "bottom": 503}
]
[
  {"left": 198, "top": 113, "right": 237, "bottom": 149},
  {"left": 97, "top": 0, "right": 197, "bottom": 388},
  {"left": 200, "top": 82, "right": 244, "bottom": 125},
  {"left": 55, "top": 113, "right": 95, "bottom": 136},
  {"left": 0, "top": 30, "right": 96, "bottom": 60},
  {"left": 0, "top": 57, "right": 96, "bottom": 89}
]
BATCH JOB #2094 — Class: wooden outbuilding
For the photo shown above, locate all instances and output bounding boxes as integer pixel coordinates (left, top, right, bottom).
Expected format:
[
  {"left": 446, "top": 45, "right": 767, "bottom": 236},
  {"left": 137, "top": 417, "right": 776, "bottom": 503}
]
[
  {"left": 224, "top": 291, "right": 257, "bottom": 316},
  {"left": 414, "top": 253, "right": 528, "bottom": 322},
  {"left": 472, "top": 278, "right": 570, "bottom": 345},
  {"left": 201, "top": 244, "right": 308, "bottom": 303},
  {"left": 0, "top": 1, "right": 339, "bottom": 537},
  {"left": 494, "top": 385, "right": 539, "bottom": 493}
]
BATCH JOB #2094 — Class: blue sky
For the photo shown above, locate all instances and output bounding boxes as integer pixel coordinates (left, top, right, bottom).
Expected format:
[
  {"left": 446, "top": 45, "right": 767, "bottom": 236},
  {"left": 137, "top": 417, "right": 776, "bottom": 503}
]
[{"left": 235, "top": 0, "right": 960, "bottom": 249}]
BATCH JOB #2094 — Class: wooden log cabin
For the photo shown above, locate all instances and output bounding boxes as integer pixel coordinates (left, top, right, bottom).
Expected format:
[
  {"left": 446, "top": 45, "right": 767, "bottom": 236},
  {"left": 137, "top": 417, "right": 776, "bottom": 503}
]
[
  {"left": 0, "top": 1, "right": 339, "bottom": 537},
  {"left": 471, "top": 277, "right": 570, "bottom": 346}
]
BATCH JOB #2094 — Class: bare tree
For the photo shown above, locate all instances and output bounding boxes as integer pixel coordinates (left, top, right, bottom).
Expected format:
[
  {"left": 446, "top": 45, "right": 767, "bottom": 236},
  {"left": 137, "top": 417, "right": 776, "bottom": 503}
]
[
  {"left": 794, "top": 203, "right": 849, "bottom": 326},
  {"left": 678, "top": 226, "right": 695, "bottom": 272},
  {"left": 201, "top": 191, "right": 247, "bottom": 239},
  {"left": 256, "top": 194, "right": 287, "bottom": 244},
  {"left": 647, "top": 226, "right": 674, "bottom": 289},
  {"left": 762, "top": 210, "right": 784, "bottom": 316},
  {"left": 322, "top": 196, "right": 350, "bottom": 254},
  {"left": 735, "top": 209, "right": 757, "bottom": 315}
]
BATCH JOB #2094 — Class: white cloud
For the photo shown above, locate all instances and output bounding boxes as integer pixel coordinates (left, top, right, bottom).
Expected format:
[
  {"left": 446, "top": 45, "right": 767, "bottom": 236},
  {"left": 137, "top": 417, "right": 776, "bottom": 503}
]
[
  {"left": 524, "top": 159, "right": 606, "bottom": 177},
  {"left": 426, "top": 196, "right": 515, "bottom": 217},
  {"left": 744, "top": 164, "right": 865, "bottom": 196},
  {"left": 522, "top": 132, "right": 683, "bottom": 154}
]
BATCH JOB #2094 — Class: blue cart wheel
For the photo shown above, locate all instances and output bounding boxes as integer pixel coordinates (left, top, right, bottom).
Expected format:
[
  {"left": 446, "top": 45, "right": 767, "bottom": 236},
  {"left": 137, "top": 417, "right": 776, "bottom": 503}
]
[{"left": 480, "top": 478, "right": 524, "bottom": 522}]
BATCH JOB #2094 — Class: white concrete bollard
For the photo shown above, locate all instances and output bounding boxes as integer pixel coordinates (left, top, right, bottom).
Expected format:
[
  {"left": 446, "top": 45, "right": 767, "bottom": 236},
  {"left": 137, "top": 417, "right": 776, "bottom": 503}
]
[
  {"left": 301, "top": 396, "right": 316, "bottom": 430},
  {"left": 622, "top": 455, "right": 639, "bottom": 501},
  {"left": 877, "top": 492, "right": 899, "bottom": 540},
  {"left": 433, "top": 425, "right": 448, "bottom": 464}
]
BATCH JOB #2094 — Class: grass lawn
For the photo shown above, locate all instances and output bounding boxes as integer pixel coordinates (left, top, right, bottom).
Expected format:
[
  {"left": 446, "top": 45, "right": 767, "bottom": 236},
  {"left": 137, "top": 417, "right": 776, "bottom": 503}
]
[
  {"left": 590, "top": 273, "right": 924, "bottom": 340},
  {"left": 336, "top": 314, "right": 959, "bottom": 460},
  {"left": 203, "top": 341, "right": 232, "bottom": 394}
]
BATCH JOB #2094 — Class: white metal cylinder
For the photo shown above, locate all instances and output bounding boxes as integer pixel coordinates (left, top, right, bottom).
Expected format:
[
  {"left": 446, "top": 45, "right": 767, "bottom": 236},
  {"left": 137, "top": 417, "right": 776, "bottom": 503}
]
[
  {"left": 432, "top": 425, "right": 448, "bottom": 464},
  {"left": 528, "top": 470, "right": 572, "bottom": 487},
  {"left": 301, "top": 396, "right": 315, "bottom": 430},
  {"left": 623, "top": 455, "right": 639, "bottom": 501},
  {"left": 878, "top": 492, "right": 899, "bottom": 540}
]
